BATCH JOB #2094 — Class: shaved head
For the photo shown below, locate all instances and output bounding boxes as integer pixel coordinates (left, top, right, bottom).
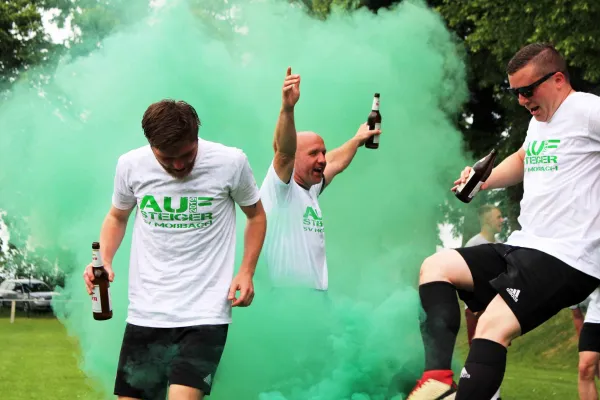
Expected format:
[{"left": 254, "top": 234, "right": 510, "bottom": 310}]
[{"left": 297, "top": 131, "right": 324, "bottom": 150}]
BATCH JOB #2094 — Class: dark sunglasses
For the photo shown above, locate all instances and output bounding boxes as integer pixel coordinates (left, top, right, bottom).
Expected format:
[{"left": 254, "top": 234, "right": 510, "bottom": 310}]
[{"left": 507, "top": 71, "right": 559, "bottom": 98}]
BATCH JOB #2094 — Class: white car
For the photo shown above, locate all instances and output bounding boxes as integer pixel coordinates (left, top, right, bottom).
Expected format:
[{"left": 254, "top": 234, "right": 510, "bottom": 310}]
[{"left": 0, "top": 278, "right": 59, "bottom": 312}]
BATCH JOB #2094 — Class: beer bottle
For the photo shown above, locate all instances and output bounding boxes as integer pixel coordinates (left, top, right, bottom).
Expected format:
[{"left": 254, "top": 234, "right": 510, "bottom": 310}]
[
  {"left": 455, "top": 149, "right": 498, "bottom": 203},
  {"left": 365, "top": 93, "right": 381, "bottom": 149},
  {"left": 91, "top": 242, "right": 112, "bottom": 320}
]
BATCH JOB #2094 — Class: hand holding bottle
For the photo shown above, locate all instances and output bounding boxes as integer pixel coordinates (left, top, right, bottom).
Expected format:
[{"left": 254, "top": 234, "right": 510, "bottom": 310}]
[
  {"left": 453, "top": 149, "right": 497, "bottom": 203},
  {"left": 451, "top": 166, "right": 490, "bottom": 192}
]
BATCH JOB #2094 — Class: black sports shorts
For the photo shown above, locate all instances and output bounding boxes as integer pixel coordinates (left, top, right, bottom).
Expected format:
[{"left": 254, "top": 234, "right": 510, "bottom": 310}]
[
  {"left": 579, "top": 322, "right": 600, "bottom": 353},
  {"left": 454, "top": 243, "right": 599, "bottom": 335},
  {"left": 114, "top": 323, "right": 228, "bottom": 399}
]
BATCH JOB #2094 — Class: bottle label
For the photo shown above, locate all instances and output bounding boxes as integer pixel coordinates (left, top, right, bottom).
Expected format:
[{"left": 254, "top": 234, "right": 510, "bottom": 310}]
[
  {"left": 91, "top": 285, "right": 112, "bottom": 312},
  {"left": 372, "top": 97, "right": 380, "bottom": 111},
  {"left": 456, "top": 169, "right": 475, "bottom": 192},
  {"left": 92, "top": 285, "right": 101, "bottom": 312},
  {"left": 373, "top": 123, "right": 381, "bottom": 144},
  {"left": 469, "top": 181, "right": 484, "bottom": 199}
]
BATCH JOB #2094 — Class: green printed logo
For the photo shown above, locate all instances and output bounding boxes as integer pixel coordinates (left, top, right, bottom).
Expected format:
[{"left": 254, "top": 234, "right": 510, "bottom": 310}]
[
  {"left": 524, "top": 139, "right": 560, "bottom": 172},
  {"left": 139, "top": 195, "right": 214, "bottom": 229},
  {"left": 303, "top": 206, "right": 324, "bottom": 233}
]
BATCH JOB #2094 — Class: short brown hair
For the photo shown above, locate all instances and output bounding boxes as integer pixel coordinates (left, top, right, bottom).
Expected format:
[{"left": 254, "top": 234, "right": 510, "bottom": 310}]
[
  {"left": 141, "top": 99, "right": 201, "bottom": 151},
  {"left": 478, "top": 204, "right": 498, "bottom": 220},
  {"left": 506, "top": 43, "right": 569, "bottom": 82}
]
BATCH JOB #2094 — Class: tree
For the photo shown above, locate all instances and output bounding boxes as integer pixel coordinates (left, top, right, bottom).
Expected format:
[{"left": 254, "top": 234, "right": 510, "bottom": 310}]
[{"left": 0, "top": 0, "right": 77, "bottom": 98}]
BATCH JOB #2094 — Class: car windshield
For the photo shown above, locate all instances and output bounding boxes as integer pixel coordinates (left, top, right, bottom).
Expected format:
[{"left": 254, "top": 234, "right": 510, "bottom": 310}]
[{"left": 23, "top": 282, "right": 52, "bottom": 292}]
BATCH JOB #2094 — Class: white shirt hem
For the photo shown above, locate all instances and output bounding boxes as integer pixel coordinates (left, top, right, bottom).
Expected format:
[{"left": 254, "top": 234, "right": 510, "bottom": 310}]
[{"left": 126, "top": 316, "right": 232, "bottom": 328}]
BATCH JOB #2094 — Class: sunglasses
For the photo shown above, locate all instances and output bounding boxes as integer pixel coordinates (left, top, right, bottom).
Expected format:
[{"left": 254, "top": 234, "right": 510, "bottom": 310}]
[{"left": 507, "top": 71, "right": 559, "bottom": 98}]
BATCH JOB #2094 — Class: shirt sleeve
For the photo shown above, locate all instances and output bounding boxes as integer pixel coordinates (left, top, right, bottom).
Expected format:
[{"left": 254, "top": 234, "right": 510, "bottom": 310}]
[
  {"left": 112, "top": 156, "right": 137, "bottom": 210},
  {"left": 230, "top": 151, "right": 261, "bottom": 207},
  {"left": 589, "top": 98, "right": 600, "bottom": 140},
  {"left": 260, "top": 161, "right": 293, "bottom": 205}
]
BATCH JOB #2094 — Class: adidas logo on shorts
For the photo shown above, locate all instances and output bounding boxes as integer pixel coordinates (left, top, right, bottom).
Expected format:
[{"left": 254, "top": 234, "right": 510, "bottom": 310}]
[
  {"left": 460, "top": 368, "right": 470, "bottom": 379},
  {"left": 506, "top": 288, "right": 520, "bottom": 302}
]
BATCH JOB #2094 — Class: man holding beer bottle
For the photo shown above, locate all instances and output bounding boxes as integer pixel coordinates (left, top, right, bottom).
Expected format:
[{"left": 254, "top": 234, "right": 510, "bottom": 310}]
[
  {"left": 258, "top": 66, "right": 381, "bottom": 291},
  {"left": 82, "top": 99, "right": 266, "bottom": 400},
  {"left": 405, "top": 42, "right": 600, "bottom": 399}
]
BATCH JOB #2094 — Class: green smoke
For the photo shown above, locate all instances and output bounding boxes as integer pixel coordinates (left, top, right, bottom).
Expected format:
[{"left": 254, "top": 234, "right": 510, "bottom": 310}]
[{"left": 0, "top": 0, "right": 469, "bottom": 398}]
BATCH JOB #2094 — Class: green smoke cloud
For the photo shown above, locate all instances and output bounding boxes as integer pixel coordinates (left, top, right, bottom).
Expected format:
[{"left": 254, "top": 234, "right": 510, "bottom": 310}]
[{"left": 0, "top": 0, "right": 468, "bottom": 398}]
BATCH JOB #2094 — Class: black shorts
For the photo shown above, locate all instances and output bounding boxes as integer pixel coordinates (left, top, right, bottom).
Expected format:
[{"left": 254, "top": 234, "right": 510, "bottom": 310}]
[
  {"left": 579, "top": 322, "right": 600, "bottom": 353},
  {"left": 454, "top": 243, "right": 599, "bottom": 335},
  {"left": 114, "top": 323, "right": 228, "bottom": 399}
]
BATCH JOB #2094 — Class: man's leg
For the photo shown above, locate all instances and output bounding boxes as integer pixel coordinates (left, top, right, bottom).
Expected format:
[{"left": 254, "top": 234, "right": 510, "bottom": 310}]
[
  {"left": 113, "top": 324, "right": 169, "bottom": 400},
  {"left": 578, "top": 322, "right": 600, "bottom": 400},
  {"left": 578, "top": 351, "right": 600, "bottom": 400},
  {"left": 168, "top": 385, "right": 204, "bottom": 400},
  {"left": 418, "top": 249, "right": 475, "bottom": 371},
  {"left": 464, "top": 307, "right": 478, "bottom": 347},
  {"left": 407, "top": 245, "right": 506, "bottom": 399},
  {"left": 456, "top": 247, "right": 600, "bottom": 400},
  {"left": 465, "top": 307, "right": 502, "bottom": 400},
  {"left": 455, "top": 295, "right": 519, "bottom": 400},
  {"left": 168, "top": 324, "right": 229, "bottom": 400}
]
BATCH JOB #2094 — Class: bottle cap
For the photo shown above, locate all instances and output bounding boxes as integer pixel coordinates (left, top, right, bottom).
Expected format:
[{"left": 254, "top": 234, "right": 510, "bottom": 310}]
[{"left": 92, "top": 242, "right": 100, "bottom": 250}]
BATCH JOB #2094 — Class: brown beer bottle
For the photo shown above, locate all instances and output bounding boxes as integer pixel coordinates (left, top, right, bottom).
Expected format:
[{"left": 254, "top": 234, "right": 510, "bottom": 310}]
[
  {"left": 365, "top": 93, "right": 381, "bottom": 149},
  {"left": 455, "top": 149, "right": 498, "bottom": 203},
  {"left": 91, "top": 242, "right": 112, "bottom": 320}
]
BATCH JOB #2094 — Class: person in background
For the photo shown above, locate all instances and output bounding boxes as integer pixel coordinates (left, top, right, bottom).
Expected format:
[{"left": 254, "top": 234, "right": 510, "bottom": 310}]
[
  {"left": 573, "top": 288, "right": 600, "bottom": 400},
  {"left": 463, "top": 204, "right": 504, "bottom": 400}
]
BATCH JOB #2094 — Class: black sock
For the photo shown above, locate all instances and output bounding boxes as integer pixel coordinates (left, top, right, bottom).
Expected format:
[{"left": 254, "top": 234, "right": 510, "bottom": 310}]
[
  {"left": 456, "top": 338, "right": 507, "bottom": 400},
  {"left": 419, "top": 281, "right": 460, "bottom": 371}
]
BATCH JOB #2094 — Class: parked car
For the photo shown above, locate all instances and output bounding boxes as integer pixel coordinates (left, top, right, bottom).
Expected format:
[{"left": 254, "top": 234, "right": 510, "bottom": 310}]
[{"left": 0, "top": 278, "right": 59, "bottom": 312}]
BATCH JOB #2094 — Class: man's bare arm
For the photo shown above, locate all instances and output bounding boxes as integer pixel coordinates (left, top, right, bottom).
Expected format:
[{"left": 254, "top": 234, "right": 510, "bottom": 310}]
[
  {"left": 484, "top": 148, "right": 525, "bottom": 190},
  {"left": 323, "top": 123, "right": 380, "bottom": 189},
  {"left": 453, "top": 148, "right": 525, "bottom": 192},
  {"left": 237, "top": 200, "right": 267, "bottom": 277},
  {"left": 99, "top": 205, "right": 134, "bottom": 267},
  {"left": 273, "top": 108, "right": 297, "bottom": 184},
  {"left": 84, "top": 205, "right": 133, "bottom": 294},
  {"left": 272, "top": 67, "right": 301, "bottom": 184}
]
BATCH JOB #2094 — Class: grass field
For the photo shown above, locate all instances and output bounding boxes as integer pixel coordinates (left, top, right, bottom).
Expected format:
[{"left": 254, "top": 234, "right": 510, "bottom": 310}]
[
  {"left": 0, "top": 311, "right": 105, "bottom": 400},
  {"left": 0, "top": 307, "right": 593, "bottom": 399}
]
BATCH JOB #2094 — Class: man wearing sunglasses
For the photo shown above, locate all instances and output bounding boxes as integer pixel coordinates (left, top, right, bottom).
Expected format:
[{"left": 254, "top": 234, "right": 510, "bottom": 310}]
[{"left": 406, "top": 42, "right": 600, "bottom": 400}]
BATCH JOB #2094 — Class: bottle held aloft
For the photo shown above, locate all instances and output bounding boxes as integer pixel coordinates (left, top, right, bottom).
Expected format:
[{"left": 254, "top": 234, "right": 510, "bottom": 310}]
[
  {"left": 455, "top": 149, "right": 498, "bottom": 203},
  {"left": 366, "top": 93, "right": 382, "bottom": 149}
]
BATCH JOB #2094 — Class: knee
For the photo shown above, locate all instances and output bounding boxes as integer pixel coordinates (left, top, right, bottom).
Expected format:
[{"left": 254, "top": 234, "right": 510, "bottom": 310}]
[
  {"left": 579, "top": 359, "right": 597, "bottom": 381},
  {"left": 419, "top": 253, "right": 449, "bottom": 285},
  {"left": 579, "top": 361, "right": 596, "bottom": 381},
  {"left": 475, "top": 308, "right": 519, "bottom": 347}
]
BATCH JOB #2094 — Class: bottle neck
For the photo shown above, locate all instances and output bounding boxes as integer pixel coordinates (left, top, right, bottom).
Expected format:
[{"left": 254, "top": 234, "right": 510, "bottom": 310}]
[{"left": 372, "top": 97, "right": 380, "bottom": 111}]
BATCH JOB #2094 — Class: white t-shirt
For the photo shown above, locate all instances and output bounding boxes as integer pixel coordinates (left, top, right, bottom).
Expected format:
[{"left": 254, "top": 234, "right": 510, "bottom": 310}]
[
  {"left": 112, "top": 139, "right": 260, "bottom": 328},
  {"left": 259, "top": 162, "right": 328, "bottom": 290},
  {"left": 584, "top": 287, "right": 600, "bottom": 324},
  {"left": 505, "top": 92, "right": 600, "bottom": 279},
  {"left": 464, "top": 233, "right": 498, "bottom": 247}
]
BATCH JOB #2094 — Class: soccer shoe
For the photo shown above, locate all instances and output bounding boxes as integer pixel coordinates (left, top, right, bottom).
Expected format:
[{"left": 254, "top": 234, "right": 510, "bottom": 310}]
[{"left": 406, "top": 377, "right": 457, "bottom": 400}]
